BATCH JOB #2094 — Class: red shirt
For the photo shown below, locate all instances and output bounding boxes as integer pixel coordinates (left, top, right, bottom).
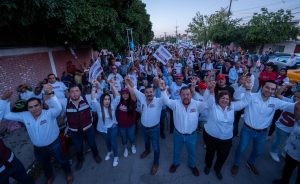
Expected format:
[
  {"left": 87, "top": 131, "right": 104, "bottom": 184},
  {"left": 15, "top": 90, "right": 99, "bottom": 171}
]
[{"left": 116, "top": 100, "right": 137, "bottom": 128}]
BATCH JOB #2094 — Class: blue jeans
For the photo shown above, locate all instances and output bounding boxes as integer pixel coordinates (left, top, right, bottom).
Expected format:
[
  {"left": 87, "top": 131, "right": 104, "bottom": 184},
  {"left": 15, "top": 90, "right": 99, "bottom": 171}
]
[
  {"left": 173, "top": 129, "right": 197, "bottom": 167},
  {"left": 119, "top": 124, "right": 136, "bottom": 146},
  {"left": 271, "top": 126, "right": 290, "bottom": 154},
  {"left": 142, "top": 124, "right": 160, "bottom": 165},
  {"left": 34, "top": 138, "right": 71, "bottom": 179},
  {"left": 70, "top": 127, "right": 99, "bottom": 161},
  {"left": 234, "top": 125, "right": 268, "bottom": 166},
  {"left": 0, "top": 157, "right": 35, "bottom": 184},
  {"left": 101, "top": 126, "right": 118, "bottom": 157}
]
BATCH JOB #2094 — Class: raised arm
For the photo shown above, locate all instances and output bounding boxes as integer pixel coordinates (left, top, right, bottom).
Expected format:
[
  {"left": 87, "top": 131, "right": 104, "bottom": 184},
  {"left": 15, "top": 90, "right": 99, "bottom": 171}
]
[
  {"left": 124, "top": 76, "right": 136, "bottom": 102},
  {"left": 159, "top": 79, "right": 176, "bottom": 110},
  {"left": 43, "top": 84, "right": 62, "bottom": 118},
  {"left": 1, "top": 91, "right": 25, "bottom": 122},
  {"left": 108, "top": 79, "right": 120, "bottom": 98}
]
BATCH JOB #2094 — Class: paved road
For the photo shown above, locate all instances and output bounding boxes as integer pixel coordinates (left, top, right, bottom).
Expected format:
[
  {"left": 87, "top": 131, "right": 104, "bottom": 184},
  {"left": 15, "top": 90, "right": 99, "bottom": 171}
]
[{"left": 5, "top": 122, "right": 297, "bottom": 184}]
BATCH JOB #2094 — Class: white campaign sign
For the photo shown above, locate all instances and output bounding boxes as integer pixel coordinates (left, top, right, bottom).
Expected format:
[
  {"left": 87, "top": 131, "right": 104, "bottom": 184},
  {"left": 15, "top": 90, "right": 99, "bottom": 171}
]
[
  {"left": 88, "top": 60, "right": 103, "bottom": 82},
  {"left": 153, "top": 46, "right": 172, "bottom": 65}
]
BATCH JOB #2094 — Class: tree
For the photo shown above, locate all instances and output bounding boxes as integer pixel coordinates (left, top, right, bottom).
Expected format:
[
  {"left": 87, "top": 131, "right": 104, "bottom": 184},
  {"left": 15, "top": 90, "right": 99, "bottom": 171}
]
[
  {"left": 186, "top": 12, "right": 209, "bottom": 47},
  {"left": 0, "top": 0, "right": 154, "bottom": 51},
  {"left": 187, "top": 8, "right": 241, "bottom": 47},
  {"left": 245, "top": 8, "right": 299, "bottom": 50}
]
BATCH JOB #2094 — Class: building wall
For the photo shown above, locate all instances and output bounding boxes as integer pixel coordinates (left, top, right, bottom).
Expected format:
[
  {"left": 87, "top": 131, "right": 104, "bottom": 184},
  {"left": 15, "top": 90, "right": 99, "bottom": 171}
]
[
  {"left": 263, "top": 41, "right": 297, "bottom": 53},
  {"left": 0, "top": 47, "right": 91, "bottom": 100}
]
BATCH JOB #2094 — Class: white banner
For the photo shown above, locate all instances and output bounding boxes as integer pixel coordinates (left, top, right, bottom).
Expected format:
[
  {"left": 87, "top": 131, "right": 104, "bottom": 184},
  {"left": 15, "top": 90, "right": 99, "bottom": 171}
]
[
  {"left": 88, "top": 60, "right": 103, "bottom": 82},
  {"left": 153, "top": 45, "right": 172, "bottom": 65},
  {"left": 186, "top": 51, "right": 194, "bottom": 68},
  {"left": 178, "top": 47, "right": 184, "bottom": 57}
]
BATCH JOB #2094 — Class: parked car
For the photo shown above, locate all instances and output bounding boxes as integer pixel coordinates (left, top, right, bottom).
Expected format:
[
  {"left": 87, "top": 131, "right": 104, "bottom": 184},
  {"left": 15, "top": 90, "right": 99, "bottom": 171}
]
[{"left": 268, "top": 54, "right": 300, "bottom": 69}]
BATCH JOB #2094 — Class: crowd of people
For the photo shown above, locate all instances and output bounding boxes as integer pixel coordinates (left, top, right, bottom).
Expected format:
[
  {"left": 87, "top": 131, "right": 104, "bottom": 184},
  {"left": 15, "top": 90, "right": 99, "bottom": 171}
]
[{"left": 0, "top": 45, "right": 300, "bottom": 184}]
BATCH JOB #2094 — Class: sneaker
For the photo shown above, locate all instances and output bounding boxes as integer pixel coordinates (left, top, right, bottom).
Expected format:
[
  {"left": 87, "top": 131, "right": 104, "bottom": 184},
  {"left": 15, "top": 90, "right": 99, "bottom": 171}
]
[
  {"left": 123, "top": 148, "right": 128, "bottom": 158},
  {"left": 131, "top": 145, "right": 137, "bottom": 154},
  {"left": 113, "top": 157, "right": 119, "bottom": 167},
  {"left": 269, "top": 152, "right": 280, "bottom": 162},
  {"left": 246, "top": 162, "right": 259, "bottom": 175},
  {"left": 105, "top": 152, "right": 112, "bottom": 161}
]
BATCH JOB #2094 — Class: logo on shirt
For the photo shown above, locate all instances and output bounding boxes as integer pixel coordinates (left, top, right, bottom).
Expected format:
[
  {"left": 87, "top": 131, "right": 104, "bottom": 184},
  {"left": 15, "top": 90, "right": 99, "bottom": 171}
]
[
  {"left": 190, "top": 108, "right": 196, "bottom": 113},
  {"left": 268, "top": 104, "right": 275, "bottom": 108},
  {"left": 40, "top": 120, "right": 47, "bottom": 125},
  {"left": 52, "top": 86, "right": 60, "bottom": 89}
]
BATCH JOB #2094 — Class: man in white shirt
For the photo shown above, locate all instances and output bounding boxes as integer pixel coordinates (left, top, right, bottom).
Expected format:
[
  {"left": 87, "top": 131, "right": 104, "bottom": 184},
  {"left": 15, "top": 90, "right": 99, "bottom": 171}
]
[
  {"left": 285, "top": 53, "right": 297, "bottom": 69},
  {"left": 125, "top": 77, "right": 164, "bottom": 175},
  {"left": 160, "top": 80, "right": 207, "bottom": 177},
  {"left": 47, "top": 74, "right": 68, "bottom": 99},
  {"left": 107, "top": 65, "right": 124, "bottom": 92},
  {"left": 2, "top": 85, "right": 73, "bottom": 184},
  {"left": 231, "top": 80, "right": 299, "bottom": 176},
  {"left": 168, "top": 74, "right": 187, "bottom": 133}
]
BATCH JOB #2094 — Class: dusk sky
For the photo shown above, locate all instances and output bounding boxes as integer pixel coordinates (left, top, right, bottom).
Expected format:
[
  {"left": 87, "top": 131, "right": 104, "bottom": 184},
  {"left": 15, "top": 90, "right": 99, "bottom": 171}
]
[{"left": 141, "top": 0, "right": 300, "bottom": 37}]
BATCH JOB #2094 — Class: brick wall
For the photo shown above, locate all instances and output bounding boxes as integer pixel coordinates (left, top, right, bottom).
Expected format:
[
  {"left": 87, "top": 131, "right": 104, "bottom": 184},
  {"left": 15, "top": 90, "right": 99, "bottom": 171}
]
[
  {"left": 53, "top": 48, "right": 92, "bottom": 78},
  {"left": 0, "top": 47, "right": 92, "bottom": 100},
  {"left": 0, "top": 52, "right": 51, "bottom": 99}
]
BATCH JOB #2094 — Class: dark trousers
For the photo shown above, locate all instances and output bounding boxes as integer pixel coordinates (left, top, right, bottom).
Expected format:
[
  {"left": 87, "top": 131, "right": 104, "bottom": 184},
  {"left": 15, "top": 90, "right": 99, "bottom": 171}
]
[
  {"left": 268, "top": 110, "right": 282, "bottom": 136},
  {"left": 70, "top": 127, "right": 99, "bottom": 162},
  {"left": 233, "top": 109, "right": 244, "bottom": 137},
  {"left": 203, "top": 130, "right": 232, "bottom": 173},
  {"left": 0, "top": 157, "right": 34, "bottom": 184},
  {"left": 142, "top": 125, "right": 160, "bottom": 165},
  {"left": 169, "top": 108, "right": 174, "bottom": 133},
  {"left": 34, "top": 138, "right": 71, "bottom": 179},
  {"left": 281, "top": 153, "right": 300, "bottom": 184},
  {"left": 160, "top": 109, "right": 166, "bottom": 136}
]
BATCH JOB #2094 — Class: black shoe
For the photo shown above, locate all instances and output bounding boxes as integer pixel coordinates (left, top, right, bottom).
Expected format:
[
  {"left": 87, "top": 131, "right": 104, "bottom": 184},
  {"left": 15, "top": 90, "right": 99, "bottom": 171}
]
[
  {"left": 169, "top": 164, "right": 179, "bottom": 173},
  {"left": 75, "top": 160, "right": 83, "bottom": 171},
  {"left": 189, "top": 166, "right": 200, "bottom": 176},
  {"left": 215, "top": 171, "right": 223, "bottom": 180},
  {"left": 204, "top": 166, "right": 210, "bottom": 175},
  {"left": 246, "top": 161, "right": 259, "bottom": 175},
  {"left": 93, "top": 155, "right": 102, "bottom": 164}
]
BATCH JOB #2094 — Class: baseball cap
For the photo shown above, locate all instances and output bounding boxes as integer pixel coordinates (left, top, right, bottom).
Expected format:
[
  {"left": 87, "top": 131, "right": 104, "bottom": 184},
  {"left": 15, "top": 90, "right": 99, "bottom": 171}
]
[
  {"left": 198, "top": 82, "right": 207, "bottom": 90},
  {"left": 216, "top": 74, "right": 225, "bottom": 80},
  {"left": 175, "top": 73, "right": 183, "bottom": 78}
]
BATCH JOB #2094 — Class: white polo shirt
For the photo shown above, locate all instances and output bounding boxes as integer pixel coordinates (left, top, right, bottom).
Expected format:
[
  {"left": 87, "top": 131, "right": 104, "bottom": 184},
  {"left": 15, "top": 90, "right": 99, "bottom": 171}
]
[
  {"left": 49, "top": 81, "right": 67, "bottom": 99},
  {"left": 134, "top": 88, "right": 164, "bottom": 127},
  {"left": 107, "top": 73, "right": 124, "bottom": 92},
  {"left": 161, "top": 91, "right": 207, "bottom": 134},
  {"left": 204, "top": 95, "right": 247, "bottom": 140},
  {"left": 2, "top": 96, "right": 62, "bottom": 147},
  {"left": 243, "top": 92, "right": 295, "bottom": 129},
  {"left": 193, "top": 90, "right": 210, "bottom": 122},
  {"left": 170, "top": 82, "right": 186, "bottom": 100}
]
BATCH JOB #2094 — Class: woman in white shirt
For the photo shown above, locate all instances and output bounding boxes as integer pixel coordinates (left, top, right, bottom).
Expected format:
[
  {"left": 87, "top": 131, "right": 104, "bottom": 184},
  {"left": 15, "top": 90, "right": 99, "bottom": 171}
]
[
  {"left": 203, "top": 82, "right": 251, "bottom": 180},
  {"left": 91, "top": 80, "right": 120, "bottom": 167}
]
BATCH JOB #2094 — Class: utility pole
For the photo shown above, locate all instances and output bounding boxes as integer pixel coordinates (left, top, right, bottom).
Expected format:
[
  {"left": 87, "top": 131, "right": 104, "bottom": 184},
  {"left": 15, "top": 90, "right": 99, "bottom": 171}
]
[
  {"left": 175, "top": 24, "right": 179, "bottom": 43},
  {"left": 228, "top": 0, "right": 233, "bottom": 17},
  {"left": 164, "top": 32, "right": 167, "bottom": 41}
]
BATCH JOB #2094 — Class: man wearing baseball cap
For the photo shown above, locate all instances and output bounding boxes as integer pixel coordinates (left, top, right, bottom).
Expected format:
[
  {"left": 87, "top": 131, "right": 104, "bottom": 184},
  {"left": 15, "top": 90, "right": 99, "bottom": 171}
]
[{"left": 215, "top": 74, "right": 235, "bottom": 98}]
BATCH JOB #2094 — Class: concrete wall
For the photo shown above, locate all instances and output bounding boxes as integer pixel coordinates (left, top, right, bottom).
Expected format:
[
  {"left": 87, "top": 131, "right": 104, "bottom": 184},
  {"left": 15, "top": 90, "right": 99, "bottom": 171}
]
[{"left": 263, "top": 41, "right": 297, "bottom": 53}]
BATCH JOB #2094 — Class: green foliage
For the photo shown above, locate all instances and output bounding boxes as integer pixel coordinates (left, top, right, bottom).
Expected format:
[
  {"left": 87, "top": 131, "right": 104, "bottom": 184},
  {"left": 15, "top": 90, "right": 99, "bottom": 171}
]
[
  {"left": 187, "top": 8, "right": 241, "bottom": 47},
  {"left": 187, "top": 7, "right": 299, "bottom": 48},
  {"left": 0, "top": 0, "right": 154, "bottom": 51},
  {"left": 245, "top": 8, "right": 298, "bottom": 45}
]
